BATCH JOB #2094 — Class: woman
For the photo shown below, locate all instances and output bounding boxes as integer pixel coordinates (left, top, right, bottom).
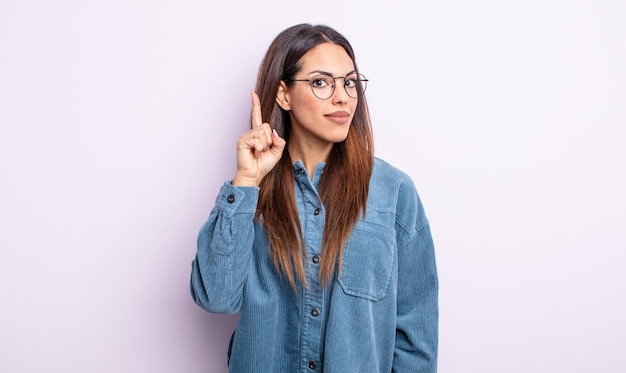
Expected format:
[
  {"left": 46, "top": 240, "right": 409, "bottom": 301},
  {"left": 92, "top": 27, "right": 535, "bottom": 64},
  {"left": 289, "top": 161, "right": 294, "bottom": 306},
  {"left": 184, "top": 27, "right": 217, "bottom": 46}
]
[{"left": 190, "top": 23, "right": 438, "bottom": 372}]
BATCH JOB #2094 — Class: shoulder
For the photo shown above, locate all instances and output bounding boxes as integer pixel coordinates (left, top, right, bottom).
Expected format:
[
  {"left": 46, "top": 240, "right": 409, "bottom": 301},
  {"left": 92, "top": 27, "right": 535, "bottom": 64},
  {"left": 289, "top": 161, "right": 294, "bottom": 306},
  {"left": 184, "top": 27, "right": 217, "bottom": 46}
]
[
  {"left": 370, "top": 157, "right": 418, "bottom": 195},
  {"left": 369, "top": 157, "right": 428, "bottom": 230}
]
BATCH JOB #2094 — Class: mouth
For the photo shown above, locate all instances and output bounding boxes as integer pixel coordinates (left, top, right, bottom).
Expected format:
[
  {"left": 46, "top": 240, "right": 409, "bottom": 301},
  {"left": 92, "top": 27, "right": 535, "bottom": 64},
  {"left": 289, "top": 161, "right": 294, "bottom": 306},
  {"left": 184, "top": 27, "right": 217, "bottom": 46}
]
[{"left": 324, "top": 111, "right": 351, "bottom": 124}]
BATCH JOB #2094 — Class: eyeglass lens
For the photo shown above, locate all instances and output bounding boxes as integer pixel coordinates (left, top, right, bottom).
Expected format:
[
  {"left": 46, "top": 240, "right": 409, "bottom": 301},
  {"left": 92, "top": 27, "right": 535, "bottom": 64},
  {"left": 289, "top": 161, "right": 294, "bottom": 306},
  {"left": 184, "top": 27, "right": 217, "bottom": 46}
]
[{"left": 310, "top": 74, "right": 367, "bottom": 100}]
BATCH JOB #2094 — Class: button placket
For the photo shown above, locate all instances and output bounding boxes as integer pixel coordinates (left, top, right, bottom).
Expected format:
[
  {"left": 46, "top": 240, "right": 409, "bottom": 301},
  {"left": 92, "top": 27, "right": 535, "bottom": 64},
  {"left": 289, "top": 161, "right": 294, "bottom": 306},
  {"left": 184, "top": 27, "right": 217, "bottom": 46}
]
[{"left": 294, "top": 161, "right": 326, "bottom": 372}]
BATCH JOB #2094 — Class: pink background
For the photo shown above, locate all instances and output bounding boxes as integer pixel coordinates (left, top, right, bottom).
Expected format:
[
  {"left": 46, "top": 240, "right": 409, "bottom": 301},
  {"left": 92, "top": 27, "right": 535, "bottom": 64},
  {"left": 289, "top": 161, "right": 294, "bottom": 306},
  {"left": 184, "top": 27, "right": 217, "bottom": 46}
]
[{"left": 1, "top": 0, "right": 625, "bottom": 372}]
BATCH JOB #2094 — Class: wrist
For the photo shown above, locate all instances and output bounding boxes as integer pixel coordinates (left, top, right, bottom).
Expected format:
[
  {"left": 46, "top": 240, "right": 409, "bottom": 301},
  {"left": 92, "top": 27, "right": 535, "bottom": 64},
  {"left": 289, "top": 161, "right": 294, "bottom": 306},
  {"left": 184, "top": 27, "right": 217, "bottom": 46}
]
[{"left": 232, "top": 174, "right": 260, "bottom": 187}]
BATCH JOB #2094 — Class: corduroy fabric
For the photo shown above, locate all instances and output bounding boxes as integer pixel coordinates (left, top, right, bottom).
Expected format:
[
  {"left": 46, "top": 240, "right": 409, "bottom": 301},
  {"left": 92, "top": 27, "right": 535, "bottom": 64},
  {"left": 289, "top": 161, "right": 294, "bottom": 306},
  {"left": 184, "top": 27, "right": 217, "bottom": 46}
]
[{"left": 191, "top": 157, "right": 438, "bottom": 372}]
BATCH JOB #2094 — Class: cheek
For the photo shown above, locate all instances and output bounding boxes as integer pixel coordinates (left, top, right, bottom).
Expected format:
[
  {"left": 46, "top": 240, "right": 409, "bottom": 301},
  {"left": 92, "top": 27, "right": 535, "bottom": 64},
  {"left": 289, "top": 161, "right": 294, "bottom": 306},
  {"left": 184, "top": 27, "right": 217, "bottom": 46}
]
[
  {"left": 350, "top": 99, "right": 358, "bottom": 112},
  {"left": 291, "top": 95, "right": 322, "bottom": 117}
]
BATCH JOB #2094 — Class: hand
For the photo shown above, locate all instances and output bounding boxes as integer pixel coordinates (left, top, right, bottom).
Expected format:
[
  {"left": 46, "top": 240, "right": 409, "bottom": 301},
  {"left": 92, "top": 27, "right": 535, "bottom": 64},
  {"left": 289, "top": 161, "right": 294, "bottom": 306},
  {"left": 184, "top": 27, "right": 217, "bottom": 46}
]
[{"left": 231, "top": 91, "right": 286, "bottom": 186}]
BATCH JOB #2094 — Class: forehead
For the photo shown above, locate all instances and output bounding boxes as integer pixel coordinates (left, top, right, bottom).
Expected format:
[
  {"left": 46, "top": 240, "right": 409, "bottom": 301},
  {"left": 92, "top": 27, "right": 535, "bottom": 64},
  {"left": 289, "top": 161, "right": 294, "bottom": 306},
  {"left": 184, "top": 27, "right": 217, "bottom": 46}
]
[{"left": 299, "top": 43, "right": 355, "bottom": 74}]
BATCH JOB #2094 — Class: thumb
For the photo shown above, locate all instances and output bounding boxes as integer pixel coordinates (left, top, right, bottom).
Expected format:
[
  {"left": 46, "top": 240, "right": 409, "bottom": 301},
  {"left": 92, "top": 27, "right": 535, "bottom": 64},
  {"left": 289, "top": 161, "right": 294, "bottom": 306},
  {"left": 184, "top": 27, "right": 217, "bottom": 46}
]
[{"left": 270, "top": 129, "right": 286, "bottom": 155}]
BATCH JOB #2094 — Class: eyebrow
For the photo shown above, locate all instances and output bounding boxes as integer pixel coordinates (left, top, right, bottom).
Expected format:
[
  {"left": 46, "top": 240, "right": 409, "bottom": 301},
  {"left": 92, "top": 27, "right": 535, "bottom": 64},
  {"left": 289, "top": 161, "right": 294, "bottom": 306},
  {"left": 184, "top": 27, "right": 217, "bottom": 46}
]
[{"left": 306, "top": 69, "right": 357, "bottom": 77}]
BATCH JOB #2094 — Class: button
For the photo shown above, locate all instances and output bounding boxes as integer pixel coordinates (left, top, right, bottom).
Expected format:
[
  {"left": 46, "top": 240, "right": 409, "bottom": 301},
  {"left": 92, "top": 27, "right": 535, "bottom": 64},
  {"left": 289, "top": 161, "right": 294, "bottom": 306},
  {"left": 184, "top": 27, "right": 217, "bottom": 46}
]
[
  {"left": 308, "top": 361, "right": 317, "bottom": 370},
  {"left": 312, "top": 255, "right": 320, "bottom": 264},
  {"left": 313, "top": 208, "right": 321, "bottom": 215},
  {"left": 311, "top": 308, "right": 320, "bottom": 317},
  {"left": 226, "top": 194, "right": 236, "bottom": 203}
]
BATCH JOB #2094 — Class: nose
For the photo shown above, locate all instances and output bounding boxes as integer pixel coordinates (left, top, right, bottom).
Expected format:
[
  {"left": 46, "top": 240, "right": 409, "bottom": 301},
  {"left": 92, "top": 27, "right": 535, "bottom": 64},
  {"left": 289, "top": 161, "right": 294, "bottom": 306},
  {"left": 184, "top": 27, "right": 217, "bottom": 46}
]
[{"left": 331, "top": 78, "right": 349, "bottom": 104}]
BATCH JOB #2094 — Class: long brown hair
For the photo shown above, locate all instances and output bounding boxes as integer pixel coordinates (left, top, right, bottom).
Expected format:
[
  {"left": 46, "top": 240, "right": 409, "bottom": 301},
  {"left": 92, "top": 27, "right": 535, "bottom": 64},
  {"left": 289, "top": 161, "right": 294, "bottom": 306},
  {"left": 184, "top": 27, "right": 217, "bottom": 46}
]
[{"left": 255, "top": 24, "right": 374, "bottom": 288}]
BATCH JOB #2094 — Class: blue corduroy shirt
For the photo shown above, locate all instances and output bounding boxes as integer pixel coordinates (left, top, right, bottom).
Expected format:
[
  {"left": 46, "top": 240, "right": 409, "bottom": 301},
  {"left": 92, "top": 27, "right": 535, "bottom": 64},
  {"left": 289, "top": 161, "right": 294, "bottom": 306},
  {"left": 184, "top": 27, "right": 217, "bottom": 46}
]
[{"left": 190, "top": 157, "right": 438, "bottom": 372}]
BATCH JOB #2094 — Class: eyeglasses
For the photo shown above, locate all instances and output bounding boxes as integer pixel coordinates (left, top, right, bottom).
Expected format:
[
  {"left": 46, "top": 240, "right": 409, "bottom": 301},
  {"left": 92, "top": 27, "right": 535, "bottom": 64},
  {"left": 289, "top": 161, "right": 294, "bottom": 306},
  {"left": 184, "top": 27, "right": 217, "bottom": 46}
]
[{"left": 286, "top": 73, "right": 368, "bottom": 100}]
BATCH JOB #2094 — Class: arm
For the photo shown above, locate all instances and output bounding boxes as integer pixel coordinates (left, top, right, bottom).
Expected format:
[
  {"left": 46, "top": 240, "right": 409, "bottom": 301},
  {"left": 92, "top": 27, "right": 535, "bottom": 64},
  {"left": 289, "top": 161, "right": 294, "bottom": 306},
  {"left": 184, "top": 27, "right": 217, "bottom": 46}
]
[
  {"left": 190, "top": 92, "right": 286, "bottom": 313},
  {"left": 393, "top": 182, "right": 439, "bottom": 372},
  {"left": 190, "top": 182, "right": 259, "bottom": 313}
]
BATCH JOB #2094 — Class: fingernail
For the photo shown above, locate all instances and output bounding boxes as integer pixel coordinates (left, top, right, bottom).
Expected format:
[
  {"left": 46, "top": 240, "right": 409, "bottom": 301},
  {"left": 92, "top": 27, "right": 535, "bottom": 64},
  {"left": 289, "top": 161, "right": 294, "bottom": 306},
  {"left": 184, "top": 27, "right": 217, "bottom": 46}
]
[{"left": 272, "top": 129, "right": 280, "bottom": 138}]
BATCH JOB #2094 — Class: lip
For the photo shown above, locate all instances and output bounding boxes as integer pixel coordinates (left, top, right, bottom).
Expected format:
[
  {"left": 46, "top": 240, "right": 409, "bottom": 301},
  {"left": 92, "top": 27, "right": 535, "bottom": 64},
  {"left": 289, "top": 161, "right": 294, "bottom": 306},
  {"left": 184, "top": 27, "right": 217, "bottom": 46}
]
[{"left": 324, "top": 111, "right": 351, "bottom": 124}]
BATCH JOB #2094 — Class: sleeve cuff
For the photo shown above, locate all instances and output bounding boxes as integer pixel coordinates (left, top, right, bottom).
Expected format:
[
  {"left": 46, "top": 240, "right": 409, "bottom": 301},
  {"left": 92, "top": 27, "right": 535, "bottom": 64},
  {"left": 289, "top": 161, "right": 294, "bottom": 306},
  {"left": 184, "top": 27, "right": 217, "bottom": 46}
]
[{"left": 215, "top": 181, "right": 260, "bottom": 216}]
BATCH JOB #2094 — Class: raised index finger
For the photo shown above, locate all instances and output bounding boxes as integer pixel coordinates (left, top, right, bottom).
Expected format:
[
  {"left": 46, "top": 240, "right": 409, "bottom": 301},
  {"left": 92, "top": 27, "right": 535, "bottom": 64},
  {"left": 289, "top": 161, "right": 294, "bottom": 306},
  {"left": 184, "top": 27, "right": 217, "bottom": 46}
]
[{"left": 250, "top": 91, "right": 263, "bottom": 128}]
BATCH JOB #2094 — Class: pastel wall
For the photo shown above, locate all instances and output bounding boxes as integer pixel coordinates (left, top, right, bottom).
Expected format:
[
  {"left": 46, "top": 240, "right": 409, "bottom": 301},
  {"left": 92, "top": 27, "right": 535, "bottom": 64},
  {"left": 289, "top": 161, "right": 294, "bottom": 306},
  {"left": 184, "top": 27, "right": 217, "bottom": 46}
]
[{"left": 1, "top": 0, "right": 624, "bottom": 372}]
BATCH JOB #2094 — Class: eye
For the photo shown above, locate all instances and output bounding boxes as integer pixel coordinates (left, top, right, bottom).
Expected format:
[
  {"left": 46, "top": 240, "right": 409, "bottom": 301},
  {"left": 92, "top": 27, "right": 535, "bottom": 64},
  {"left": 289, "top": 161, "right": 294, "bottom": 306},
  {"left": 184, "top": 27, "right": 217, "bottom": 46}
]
[
  {"left": 310, "top": 76, "right": 332, "bottom": 88},
  {"left": 344, "top": 76, "right": 358, "bottom": 88}
]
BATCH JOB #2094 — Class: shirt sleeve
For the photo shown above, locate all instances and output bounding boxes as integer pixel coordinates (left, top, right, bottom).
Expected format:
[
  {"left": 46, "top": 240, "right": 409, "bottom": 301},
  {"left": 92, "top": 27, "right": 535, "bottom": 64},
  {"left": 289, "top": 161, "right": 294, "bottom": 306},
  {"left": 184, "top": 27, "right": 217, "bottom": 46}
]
[
  {"left": 190, "top": 181, "right": 260, "bottom": 314},
  {"left": 393, "top": 179, "right": 439, "bottom": 372}
]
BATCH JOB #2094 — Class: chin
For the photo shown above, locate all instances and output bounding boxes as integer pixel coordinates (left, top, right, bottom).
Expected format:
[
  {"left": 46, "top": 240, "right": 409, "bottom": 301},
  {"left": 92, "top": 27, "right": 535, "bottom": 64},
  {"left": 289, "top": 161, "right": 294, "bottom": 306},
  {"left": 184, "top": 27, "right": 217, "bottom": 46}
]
[
  {"left": 327, "top": 128, "right": 350, "bottom": 143},
  {"left": 328, "top": 135, "right": 349, "bottom": 144}
]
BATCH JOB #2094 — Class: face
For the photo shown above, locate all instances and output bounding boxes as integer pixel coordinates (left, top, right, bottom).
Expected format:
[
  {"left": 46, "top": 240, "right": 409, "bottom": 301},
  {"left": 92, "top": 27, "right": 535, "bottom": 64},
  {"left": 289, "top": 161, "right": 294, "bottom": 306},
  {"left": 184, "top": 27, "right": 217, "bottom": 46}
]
[{"left": 277, "top": 43, "right": 358, "bottom": 153}]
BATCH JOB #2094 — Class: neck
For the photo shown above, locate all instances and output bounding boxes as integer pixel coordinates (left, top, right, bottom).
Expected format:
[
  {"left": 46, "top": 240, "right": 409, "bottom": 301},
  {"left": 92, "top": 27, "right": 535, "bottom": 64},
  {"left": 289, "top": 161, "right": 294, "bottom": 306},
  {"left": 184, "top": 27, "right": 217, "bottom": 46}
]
[{"left": 288, "top": 140, "right": 333, "bottom": 178}]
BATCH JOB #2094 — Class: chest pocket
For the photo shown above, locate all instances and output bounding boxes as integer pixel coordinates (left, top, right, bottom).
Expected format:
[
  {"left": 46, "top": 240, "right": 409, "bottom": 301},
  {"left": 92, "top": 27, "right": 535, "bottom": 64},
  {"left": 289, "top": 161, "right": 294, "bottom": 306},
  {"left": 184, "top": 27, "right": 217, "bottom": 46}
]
[{"left": 338, "top": 219, "right": 396, "bottom": 301}]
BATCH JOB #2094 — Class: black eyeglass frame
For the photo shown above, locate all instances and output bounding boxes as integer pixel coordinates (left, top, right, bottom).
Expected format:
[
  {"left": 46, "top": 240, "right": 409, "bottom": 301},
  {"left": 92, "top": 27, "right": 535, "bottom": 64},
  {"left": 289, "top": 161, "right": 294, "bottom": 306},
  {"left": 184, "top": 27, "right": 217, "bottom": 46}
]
[{"left": 285, "top": 73, "right": 369, "bottom": 100}]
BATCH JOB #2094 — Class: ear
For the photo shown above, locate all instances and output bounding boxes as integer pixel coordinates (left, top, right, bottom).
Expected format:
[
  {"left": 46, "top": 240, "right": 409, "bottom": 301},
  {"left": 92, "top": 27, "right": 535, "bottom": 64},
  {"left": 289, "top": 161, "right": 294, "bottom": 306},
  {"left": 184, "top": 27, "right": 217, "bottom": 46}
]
[{"left": 275, "top": 81, "right": 291, "bottom": 111}]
